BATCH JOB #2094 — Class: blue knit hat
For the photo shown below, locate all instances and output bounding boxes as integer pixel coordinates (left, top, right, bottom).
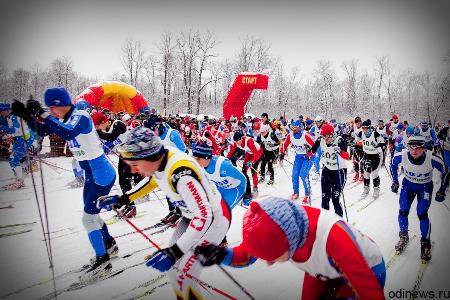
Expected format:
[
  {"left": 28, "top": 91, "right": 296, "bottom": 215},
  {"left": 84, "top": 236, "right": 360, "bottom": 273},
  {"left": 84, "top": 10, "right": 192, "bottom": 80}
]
[
  {"left": 0, "top": 103, "right": 11, "bottom": 111},
  {"left": 242, "top": 197, "right": 309, "bottom": 261},
  {"left": 44, "top": 87, "right": 72, "bottom": 107},
  {"left": 192, "top": 142, "right": 213, "bottom": 159},
  {"left": 117, "top": 127, "right": 164, "bottom": 161}
]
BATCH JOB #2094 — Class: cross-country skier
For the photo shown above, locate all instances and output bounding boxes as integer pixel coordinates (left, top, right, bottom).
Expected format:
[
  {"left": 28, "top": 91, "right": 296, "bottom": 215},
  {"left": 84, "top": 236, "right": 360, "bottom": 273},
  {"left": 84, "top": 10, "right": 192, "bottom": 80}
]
[
  {"left": 256, "top": 123, "right": 280, "bottom": 185},
  {"left": 437, "top": 119, "right": 450, "bottom": 190},
  {"left": 310, "top": 123, "right": 350, "bottom": 217},
  {"left": 96, "top": 127, "right": 230, "bottom": 300},
  {"left": 390, "top": 135, "right": 448, "bottom": 261},
  {"left": 376, "top": 119, "right": 388, "bottom": 166},
  {"left": 351, "top": 116, "right": 364, "bottom": 182},
  {"left": 280, "top": 120, "right": 315, "bottom": 204},
  {"left": 226, "top": 130, "right": 263, "bottom": 203},
  {"left": 195, "top": 197, "right": 386, "bottom": 300},
  {"left": 0, "top": 103, "right": 33, "bottom": 190},
  {"left": 309, "top": 116, "right": 324, "bottom": 180},
  {"left": 355, "top": 119, "right": 385, "bottom": 199},
  {"left": 417, "top": 121, "right": 437, "bottom": 151},
  {"left": 11, "top": 88, "right": 118, "bottom": 281},
  {"left": 192, "top": 141, "right": 247, "bottom": 207}
]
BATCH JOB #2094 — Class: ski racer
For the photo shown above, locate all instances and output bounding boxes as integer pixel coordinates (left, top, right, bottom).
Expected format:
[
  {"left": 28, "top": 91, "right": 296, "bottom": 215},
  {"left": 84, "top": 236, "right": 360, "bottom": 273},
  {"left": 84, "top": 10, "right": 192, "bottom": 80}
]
[
  {"left": 11, "top": 88, "right": 117, "bottom": 281},
  {"left": 195, "top": 197, "right": 386, "bottom": 300},
  {"left": 96, "top": 126, "right": 231, "bottom": 300},
  {"left": 390, "top": 135, "right": 448, "bottom": 261},
  {"left": 192, "top": 141, "right": 247, "bottom": 207},
  {"left": 256, "top": 123, "right": 280, "bottom": 185},
  {"left": 280, "top": 120, "right": 315, "bottom": 204},
  {"left": 417, "top": 121, "right": 436, "bottom": 151},
  {"left": 310, "top": 123, "right": 350, "bottom": 217}
]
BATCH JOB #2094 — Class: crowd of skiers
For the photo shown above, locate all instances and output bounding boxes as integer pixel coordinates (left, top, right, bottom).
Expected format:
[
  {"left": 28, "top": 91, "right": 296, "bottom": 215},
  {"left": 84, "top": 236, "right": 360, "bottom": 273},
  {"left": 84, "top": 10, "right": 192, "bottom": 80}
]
[{"left": 0, "top": 88, "right": 449, "bottom": 299}]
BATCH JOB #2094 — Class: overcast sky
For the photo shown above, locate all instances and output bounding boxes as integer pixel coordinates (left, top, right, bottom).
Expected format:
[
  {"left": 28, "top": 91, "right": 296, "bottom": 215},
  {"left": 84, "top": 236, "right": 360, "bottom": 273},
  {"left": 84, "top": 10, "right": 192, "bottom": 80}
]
[{"left": 0, "top": 0, "right": 448, "bottom": 78}]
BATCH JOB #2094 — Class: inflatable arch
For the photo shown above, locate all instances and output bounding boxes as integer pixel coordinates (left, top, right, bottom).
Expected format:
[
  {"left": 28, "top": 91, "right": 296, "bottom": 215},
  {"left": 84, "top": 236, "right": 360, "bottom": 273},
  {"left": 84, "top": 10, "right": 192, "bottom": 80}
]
[
  {"left": 222, "top": 73, "right": 269, "bottom": 119},
  {"left": 74, "top": 81, "right": 148, "bottom": 114}
]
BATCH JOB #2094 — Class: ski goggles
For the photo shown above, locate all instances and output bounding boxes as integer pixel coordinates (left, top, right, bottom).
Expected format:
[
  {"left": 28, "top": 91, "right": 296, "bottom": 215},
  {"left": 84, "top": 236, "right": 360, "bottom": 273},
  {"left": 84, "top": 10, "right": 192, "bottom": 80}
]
[{"left": 407, "top": 142, "right": 425, "bottom": 149}]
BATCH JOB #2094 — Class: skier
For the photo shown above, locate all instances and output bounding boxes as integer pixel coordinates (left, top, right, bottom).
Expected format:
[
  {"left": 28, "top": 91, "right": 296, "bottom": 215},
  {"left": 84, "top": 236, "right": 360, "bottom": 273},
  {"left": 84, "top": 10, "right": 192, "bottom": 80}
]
[
  {"left": 195, "top": 197, "right": 386, "bottom": 300},
  {"left": 309, "top": 116, "right": 324, "bottom": 180},
  {"left": 310, "top": 123, "right": 350, "bottom": 217},
  {"left": 437, "top": 119, "right": 450, "bottom": 190},
  {"left": 351, "top": 116, "right": 364, "bottom": 182},
  {"left": 192, "top": 141, "right": 247, "bottom": 207},
  {"left": 390, "top": 135, "right": 448, "bottom": 261},
  {"left": 144, "top": 114, "right": 187, "bottom": 225},
  {"left": 417, "top": 121, "right": 437, "bottom": 151},
  {"left": 0, "top": 103, "right": 32, "bottom": 190},
  {"left": 256, "top": 123, "right": 280, "bottom": 185},
  {"left": 355, "top": 119, "right": 385, "bottom": 199},
  {"left": 226, "top": 131, "right": 263, "bottom": 202},
  {"left": 96, "top": 127, "right": 231, "bottom": 300},
  {"left": 280, "top": 120, "right": 315, "bottom": 203},
  {"left": 93, "top": 111, "right": 138, "bottom": 218},
  {"left": 376, "top": 119, "right": 388, "bottom": 166},
  {"left": 11, "top": 88, "right": 117, "bottom": 281}
]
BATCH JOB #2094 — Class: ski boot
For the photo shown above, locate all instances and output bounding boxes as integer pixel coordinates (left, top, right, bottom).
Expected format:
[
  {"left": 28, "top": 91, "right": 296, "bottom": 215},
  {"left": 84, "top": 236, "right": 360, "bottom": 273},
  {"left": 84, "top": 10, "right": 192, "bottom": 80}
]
[
  {"left": 361, "top": 185, "right": 370, "bottom": 198},
  {"left": 420, "top": 238, "right": 431, "bottom": 263},
  {"left": 302, "top": 196, "right": 311, "bottom": 205},
  {"left": 267, "top": 178, "right": 274, "bottom": 185},
  {"left": 373, "top": 187, "right": 380, "bottom": 199},
  {"left": 160, "top": 210, "right": 182, "bottom": 226},
  {"left": 394, "top": 231, "right": 409, "bottom": 254},
  {"left": 291, "top": 193, "right": 299, "bottom": 200},
  {"left": 120, "top": 204, "right": 137, "bottom": 218},
  {"left": 2, "top": 179, "right": 24, "bottom": 190},
  {"left": 79, "top": 254, "right": 111, "bottom": 282},
  {"left": 105, "top": 237, "right": 119, "bottom": 257},
  {"left": 258, "top": 176, "right": 265, "bottom": 183}
]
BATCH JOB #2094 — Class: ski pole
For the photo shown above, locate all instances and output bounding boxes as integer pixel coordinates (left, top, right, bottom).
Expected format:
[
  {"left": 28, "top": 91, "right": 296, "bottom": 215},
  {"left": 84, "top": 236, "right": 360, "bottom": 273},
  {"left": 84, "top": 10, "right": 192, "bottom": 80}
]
[
  {"left": 217, "top": 265, "right": 255, "bottom": 300},
  {"left": 122, "top": 216, "right": 161, "bottom": 250},
  {"left": 336, "top": 154, "right": 349, "bottom": 222}
]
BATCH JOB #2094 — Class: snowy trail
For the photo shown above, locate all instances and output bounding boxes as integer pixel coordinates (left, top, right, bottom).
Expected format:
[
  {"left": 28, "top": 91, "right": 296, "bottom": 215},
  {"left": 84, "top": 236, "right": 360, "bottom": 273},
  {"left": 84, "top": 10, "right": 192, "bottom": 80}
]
[{"left": 0, "top": 156, "right": 449, "bottom": 299}]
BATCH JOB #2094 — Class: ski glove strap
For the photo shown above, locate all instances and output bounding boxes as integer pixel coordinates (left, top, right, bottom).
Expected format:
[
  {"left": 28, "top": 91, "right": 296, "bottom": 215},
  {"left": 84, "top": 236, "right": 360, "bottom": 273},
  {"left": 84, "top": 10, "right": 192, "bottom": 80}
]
[
  {"left": 195, "top": 243, "right": 227, "bottom": 266},
  {"left": 97, "top": 194, "right": 129, "bottom": 211}
]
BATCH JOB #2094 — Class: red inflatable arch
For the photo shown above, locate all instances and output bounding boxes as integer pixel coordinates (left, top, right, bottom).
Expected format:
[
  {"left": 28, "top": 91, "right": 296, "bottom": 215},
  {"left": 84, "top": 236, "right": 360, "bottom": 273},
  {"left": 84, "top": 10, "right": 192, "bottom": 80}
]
[{"left": 223, "top": 73, "right": 269, "bottom": 119}]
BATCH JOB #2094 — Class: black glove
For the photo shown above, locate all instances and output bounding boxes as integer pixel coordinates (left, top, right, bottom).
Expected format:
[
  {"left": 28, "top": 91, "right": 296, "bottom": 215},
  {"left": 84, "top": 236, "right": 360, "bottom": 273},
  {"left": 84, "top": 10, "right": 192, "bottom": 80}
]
[
  {"left": 26, "top": 99, "right": 45, "bottom": 117},
  {"left": 11, "top": 100, "right": 32, "bottom": 121},
  {"left": 391, "top": 181, "right": 399, "bottom": 193},
  {"left": 194, "top": 243, "right": 227, "bottom": 266}
]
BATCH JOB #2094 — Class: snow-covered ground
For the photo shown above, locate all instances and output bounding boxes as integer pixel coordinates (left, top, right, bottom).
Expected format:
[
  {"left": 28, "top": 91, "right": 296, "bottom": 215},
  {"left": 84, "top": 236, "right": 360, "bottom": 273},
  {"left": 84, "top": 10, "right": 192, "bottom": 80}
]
[{"left": 0, "top": 153, "right": 449, "bottom": 300}]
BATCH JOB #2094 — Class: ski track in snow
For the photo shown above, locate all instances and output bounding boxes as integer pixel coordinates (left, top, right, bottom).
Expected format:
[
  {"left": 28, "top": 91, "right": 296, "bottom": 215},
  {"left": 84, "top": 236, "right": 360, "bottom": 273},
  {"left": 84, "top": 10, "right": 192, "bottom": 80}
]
[{"left": 0, "top": 155, "right": 449, "bottom": 299}]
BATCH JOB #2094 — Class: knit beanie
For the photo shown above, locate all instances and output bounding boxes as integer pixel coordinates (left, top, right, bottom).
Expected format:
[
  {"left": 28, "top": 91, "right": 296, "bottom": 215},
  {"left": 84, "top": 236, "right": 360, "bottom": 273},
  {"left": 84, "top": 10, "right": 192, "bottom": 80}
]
[
  {"left": 44, "top": 87, "right": 72, "bottom": 107},
  {"left": 91, "top": 111, "right": 108, "bottom": 126},
  {"left": 192, "top": 142, "right": 213, "bottom": 159},
  {"left": 242, "top": 197, "right": 309, "bottom": 262}
]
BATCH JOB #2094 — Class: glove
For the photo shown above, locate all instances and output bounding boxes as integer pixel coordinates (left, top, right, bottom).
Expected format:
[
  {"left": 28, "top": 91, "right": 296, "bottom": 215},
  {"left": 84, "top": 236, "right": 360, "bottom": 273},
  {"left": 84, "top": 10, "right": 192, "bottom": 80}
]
[
  {"left": 97, "top": 194, "right": 129, "bottom": 211},
  {"left": 145, "top": 244, "right": 183, "bottom": 272},
  {"left": 279, "top": 153, "right": 285, "bottom": 161},
  {"left": 195, "top": 243, "right": 227, "bottom": 266},
  {"left": 246, "top": 161, "right": 253, "bottom": 168},
  {"left": 391, "top": 181, "right": 399, "bottom": 194},
  {"left": 11, "top": 100, "right": 32, "bottom": 121},
  {"left": 435, "top": 190, "right": 446, "bottom": 202},
  {"left": 306, "top": 151, "right": 313, "bottom": 159},
  {"left": 26, "top": 99, "right": 45, "bottom": 117}
]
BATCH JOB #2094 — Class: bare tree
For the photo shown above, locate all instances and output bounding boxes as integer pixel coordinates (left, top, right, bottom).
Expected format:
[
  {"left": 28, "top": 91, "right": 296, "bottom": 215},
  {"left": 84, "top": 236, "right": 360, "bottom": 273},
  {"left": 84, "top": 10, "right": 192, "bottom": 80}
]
[
  {"left": 49, "top": 56, "right": 74, "bottom": 89},
  {"left": 342, "top": 59, "right": 358, "bottom": 115},
  {"left": 195, "top": 31, "right": 218, "bottom": 114},
  {"left": 157, "top": 32, "right": 176, "bottom": 115},
  {"left": 11, "top": 68, "right": 30, "bottom": 100},
  {"left": 120, "top": 38, "right": 147, "bottom": 88}
]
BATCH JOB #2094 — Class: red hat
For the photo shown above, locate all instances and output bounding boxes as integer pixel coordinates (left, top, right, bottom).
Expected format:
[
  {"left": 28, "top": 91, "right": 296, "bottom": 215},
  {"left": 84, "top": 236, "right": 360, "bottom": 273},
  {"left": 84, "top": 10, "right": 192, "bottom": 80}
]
[
  {"left": 392, "top": 114, "right": 398, "bottom": 120},
  {"left": 320, "top": 123, "right": 334, "bottom": 136},
  {"left": 91, "top": 111, "right": 108, "bottom": 126},
  {"left": 241, "top": 198, "right": 309, "bottom": 262}
]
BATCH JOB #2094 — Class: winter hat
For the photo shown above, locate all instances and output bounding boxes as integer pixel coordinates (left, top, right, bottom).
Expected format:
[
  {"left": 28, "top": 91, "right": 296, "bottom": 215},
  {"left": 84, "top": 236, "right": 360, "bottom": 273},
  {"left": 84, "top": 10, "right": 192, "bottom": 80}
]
[
  {"left": 305, "top": 119, "right": 313, "bottom": 126},
  {"left": 242, "top": 197, "right": 309, "bottom": 262},
  {"left": 233, "top": 131, "right": 244, "bottom": 141},
  {"left": 314, "top": 115, "right": 323, "bottom": 122},
  {"left": 320, "top": 123, "right": 334, "bottom": 136},
  {"left": 91, "top": 111, "right": 108, "bottom": 126},
  {"left": 362, "top": 119, "right": 371, "bottom": 127},
  {"left": 117, "top": 127, "right": 164, "bottom": 161},
  {"left": 192, "top": 142, "right": 213, "bottom": 159},
  {"left": 0, "top": 103, "right": 11, "bottom": 111},
  {"left": 392, "top": 114, "right": 398, "bottom": 120},
  {"left": 44, "top": 87, "right": 72, "bottom": 107},
  {"left": 405, "top": 126, "right": 415, "bottom": 136},
  {"left": 75, "top": 100, "right": 90, "bottom": 111},
  {"left": 407, "top": 135, "right": 425, "bottom": 148},
  {"left": 291, "top": 120, "right": 302, "bottom": 127},
  {"left": 397, "top": 123, "right": 404, "bottom": 130}
]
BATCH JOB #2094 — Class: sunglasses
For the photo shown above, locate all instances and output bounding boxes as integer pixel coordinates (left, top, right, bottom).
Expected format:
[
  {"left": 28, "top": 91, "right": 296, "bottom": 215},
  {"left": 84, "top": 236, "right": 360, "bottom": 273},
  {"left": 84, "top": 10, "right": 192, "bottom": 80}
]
[{"left": 408, "top": 144, "right": 424, "bottom": 150}]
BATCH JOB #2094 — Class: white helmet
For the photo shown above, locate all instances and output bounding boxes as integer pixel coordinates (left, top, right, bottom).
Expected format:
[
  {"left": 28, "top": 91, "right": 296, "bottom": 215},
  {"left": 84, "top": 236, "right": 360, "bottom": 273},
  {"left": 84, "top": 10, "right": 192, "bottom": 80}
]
[
  {"left": 314, "top": 115, "right": 323, "bottom": 122},
  {"left": 122, "top": 113, "right": 131, "bottom": 122}
]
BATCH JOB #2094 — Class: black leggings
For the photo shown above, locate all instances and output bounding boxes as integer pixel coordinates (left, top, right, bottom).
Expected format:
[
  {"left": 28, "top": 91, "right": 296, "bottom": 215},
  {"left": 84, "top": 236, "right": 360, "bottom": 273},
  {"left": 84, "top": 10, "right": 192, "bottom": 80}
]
[{"left": 321, "top": 167, "right": 347, "bottom": 217}]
